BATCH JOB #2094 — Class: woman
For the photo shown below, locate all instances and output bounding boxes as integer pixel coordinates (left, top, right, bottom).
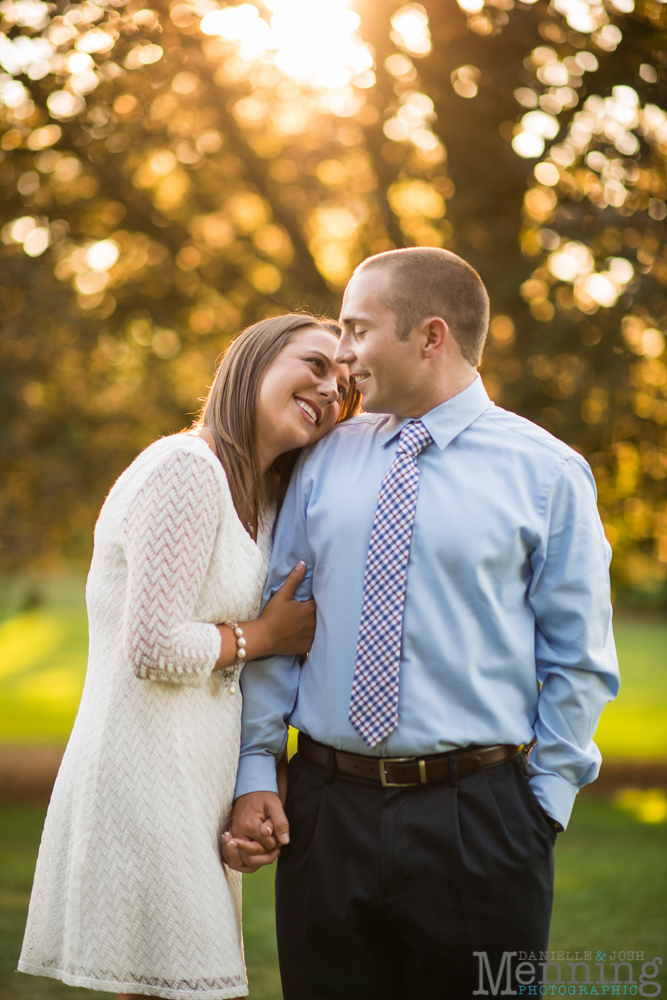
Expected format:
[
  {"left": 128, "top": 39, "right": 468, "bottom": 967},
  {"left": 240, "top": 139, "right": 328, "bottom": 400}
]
[{"left": 18, "top": 314, "right": 359, "bottom": 1000}]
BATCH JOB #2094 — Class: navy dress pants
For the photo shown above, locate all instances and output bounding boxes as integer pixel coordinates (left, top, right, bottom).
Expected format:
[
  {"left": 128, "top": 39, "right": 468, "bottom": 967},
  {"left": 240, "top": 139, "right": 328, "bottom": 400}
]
[{"left": 275, "top": 752, "right": 556, "bottom": 1000}]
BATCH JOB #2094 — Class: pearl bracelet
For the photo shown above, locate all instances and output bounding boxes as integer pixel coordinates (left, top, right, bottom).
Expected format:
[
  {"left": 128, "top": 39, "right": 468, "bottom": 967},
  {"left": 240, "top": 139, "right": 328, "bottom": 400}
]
[
  {"left": 221, "top": 621, "right": 247, "bottom": 695},
  {"left": 226, "top": 621, "right": 247, "bottom": 662}
]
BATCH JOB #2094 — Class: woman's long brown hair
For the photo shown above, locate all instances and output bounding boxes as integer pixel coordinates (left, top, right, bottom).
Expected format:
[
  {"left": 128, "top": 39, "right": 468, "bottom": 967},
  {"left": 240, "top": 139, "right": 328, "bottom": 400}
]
[{"left": 195, "top": 313, "right": 361, "bottom": 531}]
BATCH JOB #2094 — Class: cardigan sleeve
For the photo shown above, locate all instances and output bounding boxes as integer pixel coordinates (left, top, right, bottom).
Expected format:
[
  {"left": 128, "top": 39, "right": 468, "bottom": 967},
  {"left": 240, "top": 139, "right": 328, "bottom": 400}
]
[{"left": 121, "top": 448, "right": 223, "bottom": 686}]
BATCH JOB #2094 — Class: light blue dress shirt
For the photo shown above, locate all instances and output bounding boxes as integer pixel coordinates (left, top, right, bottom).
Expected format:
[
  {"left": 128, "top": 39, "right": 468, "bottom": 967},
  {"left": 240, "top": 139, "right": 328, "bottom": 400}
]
[{"left": 236, "top": 376, "right": 619, "bottom": 828}]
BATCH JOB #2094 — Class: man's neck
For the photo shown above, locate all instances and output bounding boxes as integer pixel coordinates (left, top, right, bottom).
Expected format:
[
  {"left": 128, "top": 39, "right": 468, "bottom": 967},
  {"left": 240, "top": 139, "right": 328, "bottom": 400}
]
[{"left": 398, "top": 368, "right": 478, "bottom": 419}]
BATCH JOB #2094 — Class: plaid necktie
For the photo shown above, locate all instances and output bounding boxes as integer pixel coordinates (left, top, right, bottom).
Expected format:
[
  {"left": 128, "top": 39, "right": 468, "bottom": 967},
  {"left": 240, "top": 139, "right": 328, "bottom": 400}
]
[{"left": 349, "top": 420, "right": 434, "bottom": 748}]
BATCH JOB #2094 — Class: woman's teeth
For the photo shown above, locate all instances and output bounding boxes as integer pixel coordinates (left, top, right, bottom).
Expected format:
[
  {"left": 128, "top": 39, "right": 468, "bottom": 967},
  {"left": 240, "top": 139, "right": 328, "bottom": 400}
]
[{"left": 296, "top": 399, "right": 317, "bottom": 423}]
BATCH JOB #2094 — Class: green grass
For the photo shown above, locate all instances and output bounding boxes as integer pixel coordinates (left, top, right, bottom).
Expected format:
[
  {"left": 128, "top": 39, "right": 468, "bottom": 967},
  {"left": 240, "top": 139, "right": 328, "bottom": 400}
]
[
  {"left": 1, "top": 577, "right": 666, "bottom": 755},
  {"left": 0, "top": 578, "right": 89, "bottom": 744},
  {"left": 549, "top": 798, "right": 667, "bottom": 974},
  {"left": 1, "top": 799, "right": 665, "bottom": 999},
  {"left": 595, "top": 618, "right": 667, "bottom": 758}
]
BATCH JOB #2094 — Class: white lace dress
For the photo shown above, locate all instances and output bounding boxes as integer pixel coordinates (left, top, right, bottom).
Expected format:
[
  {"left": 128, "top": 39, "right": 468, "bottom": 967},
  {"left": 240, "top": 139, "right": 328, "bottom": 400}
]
[{"left": 19, "top": 434, "right": 273, "bottom": 999}]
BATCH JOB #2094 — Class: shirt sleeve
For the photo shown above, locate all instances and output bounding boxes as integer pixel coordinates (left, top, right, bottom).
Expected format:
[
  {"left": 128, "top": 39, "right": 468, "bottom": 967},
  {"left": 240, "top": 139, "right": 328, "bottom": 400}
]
[
  {"left": 121, "top": 448, "right": 223, "bottom": 686},
  {"left": 526, "top": 455, "right": 620, "bottom": 828},
  {"left": 235, "top": 451, "right": 314, "bottom": 798}
]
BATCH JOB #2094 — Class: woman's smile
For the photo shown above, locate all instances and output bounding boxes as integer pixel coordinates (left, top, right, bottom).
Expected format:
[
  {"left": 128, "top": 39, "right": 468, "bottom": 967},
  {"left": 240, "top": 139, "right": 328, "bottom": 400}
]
[
  {"left": 256, "top": 326, "right": 351, "bottom": 469},
  {"left": 294, "top": 396, "right": 321, "bottom": 425}
]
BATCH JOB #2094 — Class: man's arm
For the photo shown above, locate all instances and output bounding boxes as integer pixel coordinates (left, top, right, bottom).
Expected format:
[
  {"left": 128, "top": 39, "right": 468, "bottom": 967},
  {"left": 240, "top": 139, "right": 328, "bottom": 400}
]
[
  {"left": 225, "top": 452, "right": 314, "bottom": 867},
  {"left": 527, "top": 456, "right": 620, "bottom": 830}
]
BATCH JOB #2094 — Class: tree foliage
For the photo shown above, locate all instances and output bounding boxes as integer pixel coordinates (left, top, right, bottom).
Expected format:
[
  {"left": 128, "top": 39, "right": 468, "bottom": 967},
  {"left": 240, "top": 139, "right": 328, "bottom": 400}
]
[{"left": 0, "top": 0, "right": 665, "bottom": 600}]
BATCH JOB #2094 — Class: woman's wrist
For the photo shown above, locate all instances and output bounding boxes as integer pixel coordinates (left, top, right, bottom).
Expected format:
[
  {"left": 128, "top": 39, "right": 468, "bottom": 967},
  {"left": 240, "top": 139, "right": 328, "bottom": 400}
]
[
  {"left": 237, "top": 618, "right": 273, "bottom": 660},
  {"left": 214, "top": 618, "right": 274, "bottom": 671}
]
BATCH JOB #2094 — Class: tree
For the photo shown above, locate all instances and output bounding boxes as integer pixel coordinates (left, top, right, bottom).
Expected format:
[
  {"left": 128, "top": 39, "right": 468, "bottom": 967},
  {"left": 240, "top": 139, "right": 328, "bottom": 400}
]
[{"left": 0, "top": 0, "right": 665, "bottom": 601}]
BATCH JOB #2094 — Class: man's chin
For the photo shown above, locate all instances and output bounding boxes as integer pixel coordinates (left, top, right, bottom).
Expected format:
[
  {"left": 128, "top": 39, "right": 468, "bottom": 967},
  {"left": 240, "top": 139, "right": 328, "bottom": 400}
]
[{"left": 359, "top": 392, "right": 387, "bottom": 414}]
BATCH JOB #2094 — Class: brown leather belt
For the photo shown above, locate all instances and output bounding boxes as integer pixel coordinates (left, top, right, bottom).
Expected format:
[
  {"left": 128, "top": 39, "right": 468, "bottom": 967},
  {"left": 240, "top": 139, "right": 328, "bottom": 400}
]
[{"left": 297, "top": 732, "right": 524, "bottom": 788}]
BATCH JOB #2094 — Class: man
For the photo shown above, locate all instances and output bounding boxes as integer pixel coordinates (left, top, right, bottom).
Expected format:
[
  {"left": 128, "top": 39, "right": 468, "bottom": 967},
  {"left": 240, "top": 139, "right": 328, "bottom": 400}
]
[{"left": 224, "top": 248, "right": 619, "bottom": 999}]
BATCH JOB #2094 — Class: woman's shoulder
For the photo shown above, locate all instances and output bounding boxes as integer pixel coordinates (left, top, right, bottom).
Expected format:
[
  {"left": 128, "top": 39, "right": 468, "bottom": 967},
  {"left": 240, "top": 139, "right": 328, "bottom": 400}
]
[
  {"left": 133, "top": 433, "right": 224, "bottom": 476},
  {"left": 105, "top": 434, "right": 231, "bottom": 512}
]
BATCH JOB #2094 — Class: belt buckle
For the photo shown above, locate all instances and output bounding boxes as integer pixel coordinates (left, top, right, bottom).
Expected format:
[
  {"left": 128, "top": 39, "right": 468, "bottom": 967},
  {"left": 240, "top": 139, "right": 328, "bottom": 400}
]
[{"left": 379, "top": 756, "right": 423, "bottom": 788}]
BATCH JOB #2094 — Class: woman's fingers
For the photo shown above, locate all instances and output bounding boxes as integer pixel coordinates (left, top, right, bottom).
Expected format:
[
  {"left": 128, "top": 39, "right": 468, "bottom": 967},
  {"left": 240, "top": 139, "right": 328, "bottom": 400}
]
[
  {"left": 259, "top": 562, "right": 318, "bottom": 655},
  {"left": 228, "top": 835, "right": 274, "bottom": 856},
  {"left": 221, "top": 834, "right": 259, "bottom": 872},
  {"left": 276, "top": 561, "right": 307, "bottom": 601},
  {"left": 221, "top": 833, "right": 280, "bottom": 873},
  {"left": 239, "top": 846, "right": 280, "bottom": 869}
]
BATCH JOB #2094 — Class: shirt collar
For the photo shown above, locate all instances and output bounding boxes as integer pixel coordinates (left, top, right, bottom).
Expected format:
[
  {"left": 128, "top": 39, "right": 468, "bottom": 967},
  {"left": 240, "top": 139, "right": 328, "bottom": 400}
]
[{"left": 377, "top": 374, "right": 492, "bottom": 451}]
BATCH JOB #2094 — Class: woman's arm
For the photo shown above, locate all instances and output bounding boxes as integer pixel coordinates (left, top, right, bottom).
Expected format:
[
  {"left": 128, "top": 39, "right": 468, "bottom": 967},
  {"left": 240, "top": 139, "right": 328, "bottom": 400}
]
[
  {"left": 213, "top": 561, "right": 315, "bottom": 670},
  {"left": 122, "top": 447, "right": 317, "bottom": 685},
  {"left": 121, "top": 448, "right": 227, "bottom": 685}
]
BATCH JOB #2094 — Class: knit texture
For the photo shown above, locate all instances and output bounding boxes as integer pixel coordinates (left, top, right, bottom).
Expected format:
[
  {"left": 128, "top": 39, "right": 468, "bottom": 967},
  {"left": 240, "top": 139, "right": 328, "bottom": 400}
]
[{"left": 19, "top": 434, "right": 273, "bottom": 999}]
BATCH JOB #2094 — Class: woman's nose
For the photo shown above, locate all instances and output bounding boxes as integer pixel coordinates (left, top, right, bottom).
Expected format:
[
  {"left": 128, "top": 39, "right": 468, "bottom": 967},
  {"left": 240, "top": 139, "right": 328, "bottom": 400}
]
[{"left": 318, "top": 373, "right": 339, "bottom": 401}]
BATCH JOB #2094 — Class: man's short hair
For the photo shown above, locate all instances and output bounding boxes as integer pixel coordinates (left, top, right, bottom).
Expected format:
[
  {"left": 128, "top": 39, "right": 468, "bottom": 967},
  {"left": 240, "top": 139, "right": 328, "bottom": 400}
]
[{"left": 355, "top": 247, "right": 490, "bottom": 367}]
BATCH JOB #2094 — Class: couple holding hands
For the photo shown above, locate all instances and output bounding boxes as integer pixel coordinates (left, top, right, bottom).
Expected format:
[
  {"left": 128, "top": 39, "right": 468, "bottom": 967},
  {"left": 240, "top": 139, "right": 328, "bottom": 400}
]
[{"left": 19, "top": 247, "right": 619, "bottom": 1000}]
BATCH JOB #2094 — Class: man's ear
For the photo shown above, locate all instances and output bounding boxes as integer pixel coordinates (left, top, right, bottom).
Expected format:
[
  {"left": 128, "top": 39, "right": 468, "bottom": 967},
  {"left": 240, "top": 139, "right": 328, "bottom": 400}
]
[{"left": 420, "top": 317, "right": 449, "bottom": 359}]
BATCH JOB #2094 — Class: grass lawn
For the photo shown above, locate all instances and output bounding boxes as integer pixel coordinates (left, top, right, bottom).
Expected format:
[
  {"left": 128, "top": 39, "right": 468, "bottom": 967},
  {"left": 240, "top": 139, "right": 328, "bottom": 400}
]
[
  {"left": 0, "top": 798, "right": 665, "bottom": 999},
  {"left": 594, "top": 617, "right": 667, "bottom": 759},
  {"left": 0, "top": 579, "right": 90, "bottom": 745},
  {"left": 549, "top": 797, "right": 667, "bottom": 974}
]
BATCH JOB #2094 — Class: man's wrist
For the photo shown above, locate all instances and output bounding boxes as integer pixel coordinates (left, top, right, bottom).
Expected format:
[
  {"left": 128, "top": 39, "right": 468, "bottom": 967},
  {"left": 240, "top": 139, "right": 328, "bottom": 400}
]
[
  {"left": 234, "top": 788, "right": 281, "bottom": 804},
  {"left": 527, "top": 771, "right": 578, "bottom": 831},
  {"left": 235, "top": 746, "right": 282, "bottom": 800}
]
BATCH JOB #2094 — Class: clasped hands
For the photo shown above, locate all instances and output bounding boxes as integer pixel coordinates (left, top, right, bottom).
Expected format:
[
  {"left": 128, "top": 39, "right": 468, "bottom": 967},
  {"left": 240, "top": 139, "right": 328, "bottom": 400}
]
[{"left": 221, "top": 790, "right": 290, "bottom": 874}]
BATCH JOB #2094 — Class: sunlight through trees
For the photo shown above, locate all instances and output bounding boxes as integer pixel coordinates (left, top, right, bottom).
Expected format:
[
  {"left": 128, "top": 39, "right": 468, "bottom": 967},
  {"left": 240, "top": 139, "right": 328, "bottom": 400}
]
[{"left": 0, "top": 0, "right": 665, "bottom": 600}]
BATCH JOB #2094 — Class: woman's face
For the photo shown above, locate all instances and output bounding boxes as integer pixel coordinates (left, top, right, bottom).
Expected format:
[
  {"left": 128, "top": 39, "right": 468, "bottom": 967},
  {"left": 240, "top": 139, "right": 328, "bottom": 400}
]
[{"left": 256, "top": 327, "right": 351, "bottom": 467}]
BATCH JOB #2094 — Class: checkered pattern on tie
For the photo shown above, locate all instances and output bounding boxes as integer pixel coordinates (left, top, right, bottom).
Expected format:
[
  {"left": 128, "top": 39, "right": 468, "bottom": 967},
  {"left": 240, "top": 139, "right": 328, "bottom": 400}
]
[{"left": 349, "top": 420, "right": 434, "bottom": 748}]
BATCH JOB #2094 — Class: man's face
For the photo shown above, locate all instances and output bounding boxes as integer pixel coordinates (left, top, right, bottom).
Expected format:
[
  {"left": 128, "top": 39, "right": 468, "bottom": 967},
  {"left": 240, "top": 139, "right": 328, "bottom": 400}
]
[{"left": 335, "top": 268, "right": 422, "bottom": 416}]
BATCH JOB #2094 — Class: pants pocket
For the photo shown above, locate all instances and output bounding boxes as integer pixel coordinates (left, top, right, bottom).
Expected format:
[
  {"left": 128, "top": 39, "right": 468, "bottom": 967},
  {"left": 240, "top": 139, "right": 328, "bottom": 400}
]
[{"left": 514, "top": 760, "right": 558, "bottom": 841}]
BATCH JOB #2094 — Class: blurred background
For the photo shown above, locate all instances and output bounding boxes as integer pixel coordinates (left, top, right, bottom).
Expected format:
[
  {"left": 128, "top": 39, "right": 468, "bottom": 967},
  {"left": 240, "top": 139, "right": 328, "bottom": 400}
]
[{"left": 0, "top": 0, "right": 665, "bottom": 997}]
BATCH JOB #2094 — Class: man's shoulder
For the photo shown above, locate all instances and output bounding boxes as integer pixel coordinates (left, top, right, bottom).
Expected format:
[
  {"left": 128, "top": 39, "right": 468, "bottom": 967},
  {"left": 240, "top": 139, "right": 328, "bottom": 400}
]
[
  {"left": 479, "top": 404, "right": 588, "bottom": 470},
  {"left": 305, "top": 413, "right": 390, "bottom": 460},
  {"left": 332, "top": 412, "right": 390, "bottom": 435}
]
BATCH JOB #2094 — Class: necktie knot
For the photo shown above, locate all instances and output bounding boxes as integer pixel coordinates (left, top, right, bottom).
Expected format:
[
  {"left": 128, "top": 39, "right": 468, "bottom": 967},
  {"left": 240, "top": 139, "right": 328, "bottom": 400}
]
[{"left": 396, "top": 420, "right": 433, "bottom": 459}]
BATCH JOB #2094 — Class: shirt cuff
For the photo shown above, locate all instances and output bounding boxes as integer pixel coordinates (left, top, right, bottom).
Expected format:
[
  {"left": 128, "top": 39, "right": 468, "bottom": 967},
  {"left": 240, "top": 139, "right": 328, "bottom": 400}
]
[
  {"left": 234, "top": 750, "right": 279, "bottom": 800},
  {"left": 528, "top": 771, "right": 579, "bottom": 830}
]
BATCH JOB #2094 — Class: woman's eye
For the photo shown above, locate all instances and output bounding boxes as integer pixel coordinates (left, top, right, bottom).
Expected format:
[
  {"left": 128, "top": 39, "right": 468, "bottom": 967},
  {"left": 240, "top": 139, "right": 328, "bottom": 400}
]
[
  {"left": 338, "top": 385, "right": 349, "bottom": 401},
  {"left": 307, "top": 358, "right": 324, "bottom": 370}
]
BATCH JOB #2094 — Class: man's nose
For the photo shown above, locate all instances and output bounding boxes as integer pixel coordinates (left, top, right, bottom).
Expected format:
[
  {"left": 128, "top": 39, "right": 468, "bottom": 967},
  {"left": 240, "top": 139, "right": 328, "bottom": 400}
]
[{"left": 334, "top": 330, "right": 355, "bottom": 364}]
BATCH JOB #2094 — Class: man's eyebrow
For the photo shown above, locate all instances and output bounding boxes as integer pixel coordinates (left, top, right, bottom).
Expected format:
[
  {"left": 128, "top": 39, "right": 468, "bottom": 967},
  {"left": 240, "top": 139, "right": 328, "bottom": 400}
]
[{"left": 340, "top": 315, "right": 370, "bottom": 327}]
